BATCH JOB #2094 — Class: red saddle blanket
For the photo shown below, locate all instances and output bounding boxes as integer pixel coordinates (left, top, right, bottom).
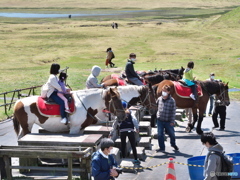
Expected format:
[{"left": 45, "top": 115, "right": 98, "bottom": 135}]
[
  {"left": 37, "top": 96, "right": 75, "bottom": 117},
  {"left": 173, "top": 81, "right": 203, "bottom": 98},
  {"left": 111, "top": 74, "right": 127, "bottom": 86}
]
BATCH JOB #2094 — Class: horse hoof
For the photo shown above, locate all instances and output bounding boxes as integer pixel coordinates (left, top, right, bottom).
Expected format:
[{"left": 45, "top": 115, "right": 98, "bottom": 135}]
[{"left": 185, "top": 127, "right": 191, "bottom": 133}]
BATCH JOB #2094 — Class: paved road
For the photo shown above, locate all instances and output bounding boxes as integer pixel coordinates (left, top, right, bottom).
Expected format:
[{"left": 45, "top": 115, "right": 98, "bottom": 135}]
[
  {"left": 117, "top": 101, "right": 240, "bottom": 180},
  {"left": 0, "top": 101, "right": 240, "bottom": 179}
]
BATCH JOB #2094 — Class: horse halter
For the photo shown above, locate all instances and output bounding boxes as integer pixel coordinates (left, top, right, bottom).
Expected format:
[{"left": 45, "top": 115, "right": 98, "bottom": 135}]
[
  {"left": 107, "top": 94, "right": 125, "bottom": 116},
  {"left": 139, "top": 87, "right": 157, "bottom": 110},
  {"left": 217, "top": 83, "right": 227, "bottom": 103}
]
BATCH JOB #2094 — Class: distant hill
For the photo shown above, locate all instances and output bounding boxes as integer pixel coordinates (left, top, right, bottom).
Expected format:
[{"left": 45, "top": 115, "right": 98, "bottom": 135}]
[{"left": 211, "top": 6, "right": 240, "bottom": 28}]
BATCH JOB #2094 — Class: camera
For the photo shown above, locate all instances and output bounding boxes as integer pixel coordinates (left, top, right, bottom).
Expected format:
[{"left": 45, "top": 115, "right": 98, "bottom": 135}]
[{"left": 115, "top": 167, "right": 123, "bottom": 174}]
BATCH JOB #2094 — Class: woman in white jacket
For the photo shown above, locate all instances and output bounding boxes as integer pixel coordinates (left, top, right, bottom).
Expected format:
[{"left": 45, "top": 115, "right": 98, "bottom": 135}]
[{"left": 45, "top": 63, "right": 67, "bottom": 124}]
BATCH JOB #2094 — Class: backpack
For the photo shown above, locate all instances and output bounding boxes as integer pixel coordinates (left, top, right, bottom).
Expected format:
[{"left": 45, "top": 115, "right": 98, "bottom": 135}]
[
  {"left": 112, "top": 53, "right": 115, "bottom": 59},
  {"left": 209, "top": 151, "right": 233, "bottom": 180}
]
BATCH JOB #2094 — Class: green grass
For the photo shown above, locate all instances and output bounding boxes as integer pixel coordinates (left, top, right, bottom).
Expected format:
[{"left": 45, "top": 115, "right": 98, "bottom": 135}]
[{"left": 0, "top": 3, "right": 240, "bottom": 121}]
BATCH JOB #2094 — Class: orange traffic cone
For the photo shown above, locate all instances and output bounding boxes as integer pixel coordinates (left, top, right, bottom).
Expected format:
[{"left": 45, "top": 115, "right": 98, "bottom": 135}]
[{"left": 164, "top": 157, "right": 176, "bottom": 180}]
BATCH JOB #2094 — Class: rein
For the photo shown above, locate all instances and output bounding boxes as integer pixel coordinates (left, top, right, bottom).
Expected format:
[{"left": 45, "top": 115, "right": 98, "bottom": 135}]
[
  {"left": 75, "top": 93, "right": 99, "bottom": 122},
  {"left": 217, "top": 84, "right": 227, "bottom": 103},
  {"left": 108, "top": 96, "right": 125, "bottom": 115},
  {"left": 139, "top": 87, "right": 157, "bottom": 110}
]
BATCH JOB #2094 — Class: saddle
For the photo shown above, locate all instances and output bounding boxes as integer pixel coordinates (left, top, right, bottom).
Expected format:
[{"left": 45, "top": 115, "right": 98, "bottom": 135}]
[
  {"left": 111, "top": 74, "right": 127, "bottom": 86},
  {"left": 37, "top": 94, "right": 75, "bottom": 117},
  {"left": 173, "top": 81, "right": 203, "bottom": 98}
]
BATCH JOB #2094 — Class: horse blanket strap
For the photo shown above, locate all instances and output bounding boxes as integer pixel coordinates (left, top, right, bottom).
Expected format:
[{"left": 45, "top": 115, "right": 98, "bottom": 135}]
[
  {"left": 173, "top": 81, "right": 203, "bottom": 98},
  {"left": 111, "top": 74, "right": 127, "bottom": 86},
  {"left": 36, "top": 95, "right": 75, "bottom": 117}
]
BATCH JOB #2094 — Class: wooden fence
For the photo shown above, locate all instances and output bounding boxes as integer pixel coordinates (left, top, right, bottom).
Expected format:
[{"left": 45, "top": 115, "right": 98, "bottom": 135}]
[{"left": 0, "top": 145, "right": 93, "bottom": 180}]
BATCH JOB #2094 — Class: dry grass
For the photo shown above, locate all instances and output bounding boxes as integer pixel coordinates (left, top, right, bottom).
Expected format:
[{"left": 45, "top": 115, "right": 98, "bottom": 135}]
[{"left": 0, "top": 2, "right": 240, "bottom": 120}]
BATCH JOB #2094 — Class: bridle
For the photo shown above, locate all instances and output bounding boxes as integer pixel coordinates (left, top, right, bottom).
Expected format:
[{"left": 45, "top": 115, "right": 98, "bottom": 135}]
[
  {"left": 107, "top": 94, "right": 125, "bottom": 116},
  {"left": 217, "top": 83, "right": 227, "bottom": 103},
  {"left": 138, "top": 86, "right": 157, "bottom": 110}
]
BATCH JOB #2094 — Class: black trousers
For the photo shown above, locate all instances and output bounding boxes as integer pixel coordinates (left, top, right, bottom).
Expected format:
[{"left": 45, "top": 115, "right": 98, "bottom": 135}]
[
  {"left": 120, "top": 131, "right": 137, "bottom": 160},
  {"left": 212, "top": 106, "right": 226, "bottom": 129}
]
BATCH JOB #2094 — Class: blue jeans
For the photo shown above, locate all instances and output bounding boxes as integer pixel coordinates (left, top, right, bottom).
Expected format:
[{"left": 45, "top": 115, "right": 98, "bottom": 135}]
[
  {"left": 49, "top": 91, "right": 66, "bottom": 119},
  {"left": 157, "top": 120, "right": 176, "bottom": 150},
  {"left": 205, "top": 96, "right": 214, "bottom": 114},
  {"left": 128, "top": 77, "right": 143, "bottom": 86}
]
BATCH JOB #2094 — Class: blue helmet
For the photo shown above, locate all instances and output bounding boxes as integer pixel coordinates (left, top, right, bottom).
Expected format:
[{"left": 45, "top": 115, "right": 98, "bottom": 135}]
[{"left": 122, "top": 101, "right": 127, "bottom": 109}]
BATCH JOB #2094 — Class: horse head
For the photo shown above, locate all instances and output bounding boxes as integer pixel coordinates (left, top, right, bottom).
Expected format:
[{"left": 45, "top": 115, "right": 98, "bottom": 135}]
[
  {"left": 217, "top": 82, "right": 230, "bottom": 106},
  {"left": 104, "top": 87, "right": 126, "bottom": 121},
  {"left": 178, "top": 66, "right": 185, "bottom": 79},
  {"left": 138, "top": 84, "right": 158, "bottom": 115}
]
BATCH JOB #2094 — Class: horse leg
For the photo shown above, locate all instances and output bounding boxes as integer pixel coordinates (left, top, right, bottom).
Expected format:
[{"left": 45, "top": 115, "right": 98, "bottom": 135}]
[
  {"left": 185, "top": 108, "right": 198, "bottom": 133},
  {"left": 196, "top": 109, "right": 205, "bottom": 135}
]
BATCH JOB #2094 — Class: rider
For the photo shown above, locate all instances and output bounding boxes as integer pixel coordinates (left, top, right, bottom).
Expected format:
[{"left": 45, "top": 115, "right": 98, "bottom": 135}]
[
  {"left": 182, "top": 61, "right": 197, "bottom": 100},
  {"left": 45, "top": 63, "right": 68, "bottom": 124},
  {"left": 86, "top": 65, "right": 105, "bottom": 89},
  {"left": 125, "top": 53, "right": 143, "bottom": 86},
  {"left": 57, "top": 72, "right": 71, "bottom": 114}
]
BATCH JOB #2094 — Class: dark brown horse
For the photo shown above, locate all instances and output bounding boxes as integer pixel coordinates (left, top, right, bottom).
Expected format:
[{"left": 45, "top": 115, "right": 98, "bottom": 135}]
[
  {"left": 142, "top": 71, "right": 177, "bottom": 85},
  {"left": 155, "top": 80, "right": 230, "bottom": 134}
]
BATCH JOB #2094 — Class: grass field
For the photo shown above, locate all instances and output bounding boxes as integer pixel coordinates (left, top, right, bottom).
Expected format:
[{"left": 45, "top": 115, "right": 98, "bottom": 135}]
[{"left": 0, "top": 1, "right": 239, "bottom": 120}]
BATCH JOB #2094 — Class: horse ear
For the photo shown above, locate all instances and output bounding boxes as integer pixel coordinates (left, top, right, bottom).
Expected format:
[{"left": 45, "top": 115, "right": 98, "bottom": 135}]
[
  {"left": 109, "top": 87, "right": 116, "bottom": 95},
  {"left": 226, "top": 82, "right": 229, "bottom": 86}
]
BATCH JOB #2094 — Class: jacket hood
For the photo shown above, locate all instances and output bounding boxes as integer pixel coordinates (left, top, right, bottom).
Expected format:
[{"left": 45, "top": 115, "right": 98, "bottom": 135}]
[
  {"left": 208, "top": 144, "right": 223, "bottom": 153},
  {"left": 91, "top": 65, "right": 101, "bottom": 77}
]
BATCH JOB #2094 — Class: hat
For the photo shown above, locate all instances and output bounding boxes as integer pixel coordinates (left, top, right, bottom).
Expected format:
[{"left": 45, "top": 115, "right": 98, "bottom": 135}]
[
  {"left": 122, "top": 101, "right": 127, "bottom": 109},
  {"left": 210, "top": 72, "right": 215, "bottom": 76}
]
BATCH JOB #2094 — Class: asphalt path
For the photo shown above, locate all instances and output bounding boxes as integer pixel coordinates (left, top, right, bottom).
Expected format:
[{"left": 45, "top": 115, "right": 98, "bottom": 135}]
[
  {"left": 0, "top": 101, "right": 239, "bottom": 179},
  {"left": 117, "top": 100, "right": 240, "bottom": 180}
]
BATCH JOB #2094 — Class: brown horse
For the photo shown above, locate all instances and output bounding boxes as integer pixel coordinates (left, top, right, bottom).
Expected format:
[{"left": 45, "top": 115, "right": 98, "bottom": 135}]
[{"left": 155, "top": 80, "right": 230, "bottom": 134}]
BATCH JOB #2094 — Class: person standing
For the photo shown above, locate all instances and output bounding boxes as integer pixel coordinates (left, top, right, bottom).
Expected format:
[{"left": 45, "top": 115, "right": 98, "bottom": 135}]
[
  {"left": 109, "top": 101, "right": 140, "bottom": 165},
  {"left": 205, "top": 73, "right": 217, "bottom": 116},
  {"left": 212, "top": 93, "right": 227, "bottom": 131},
  {"left": 44, "top": 63, "right": 67, "bottom": 124},
  {"left": 156, "top": 85, "right": 178, "bottom": 151},
  {"left": 201, "top": 132, "right": 223, "bottom": 180},
  {"left": 115, "top": 23, "right": 118, "bottom": 29},
  {"left": 105, "top": 48, "right": 115, "bottom": 68},
  {"left": 125, "top": 53, "right": 143, "bottom": 86},
  {"left": 111, "top": 22, "right": 115, "bottom": 29},
  {"left": 182, "top": 61, "right": 197, "bottom": 100},
  {"left": 91, "top": 138, "right": 120, "bottom": 180},
  {"left": 86, "top": 65, "right": 105, "bottom": 89}
]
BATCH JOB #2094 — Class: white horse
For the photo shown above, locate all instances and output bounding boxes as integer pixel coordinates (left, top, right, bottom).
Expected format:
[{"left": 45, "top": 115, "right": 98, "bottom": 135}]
[
  {"left": 13, "top": 87, "right": 125, "bottom": 138},
  {"left": 109, "top": 84, "right": 157, "bottom": 115}
]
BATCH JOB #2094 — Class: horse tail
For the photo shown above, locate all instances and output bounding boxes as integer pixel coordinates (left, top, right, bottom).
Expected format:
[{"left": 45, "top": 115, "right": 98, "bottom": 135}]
[
  {"left": 13, "top": 113, "right": 20, "bottom": 136},
  {"left": 13, "top": 100, "right": 22, "bottom": 136}
]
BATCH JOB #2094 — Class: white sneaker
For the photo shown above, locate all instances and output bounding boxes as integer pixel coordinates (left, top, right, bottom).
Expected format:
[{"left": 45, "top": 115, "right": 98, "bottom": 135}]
[
  {"left": 190, "top": 94, "right": 196, "bottom": 100},
  {"left": 60, "top": 118, "right": 67, "bottom": 124}
]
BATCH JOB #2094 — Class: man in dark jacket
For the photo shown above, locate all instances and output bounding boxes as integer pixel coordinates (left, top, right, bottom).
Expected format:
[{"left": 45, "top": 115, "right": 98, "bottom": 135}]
[
  {"left": 212, "top": 93, "right": 227, "bottom": 131},
  {"left": 125, "top": 53, "right": 143, "bottom": 86},
  {"left": 91, "top": 138, "right": 119, "bottom": 180}
]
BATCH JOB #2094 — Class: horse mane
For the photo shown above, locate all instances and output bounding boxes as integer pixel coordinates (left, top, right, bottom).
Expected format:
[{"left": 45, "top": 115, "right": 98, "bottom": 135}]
[
  {"left": 145, "top": 73, "right": 165, "bottom": 82},
  {"left": 198, "top": 80, "right": 224, "bottom": 95}
]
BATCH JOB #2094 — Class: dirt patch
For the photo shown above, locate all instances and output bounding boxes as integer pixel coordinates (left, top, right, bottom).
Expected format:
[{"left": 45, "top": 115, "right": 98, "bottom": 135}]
[{"left": 101, "top": 67, "right": 122, "bottom": 73}]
